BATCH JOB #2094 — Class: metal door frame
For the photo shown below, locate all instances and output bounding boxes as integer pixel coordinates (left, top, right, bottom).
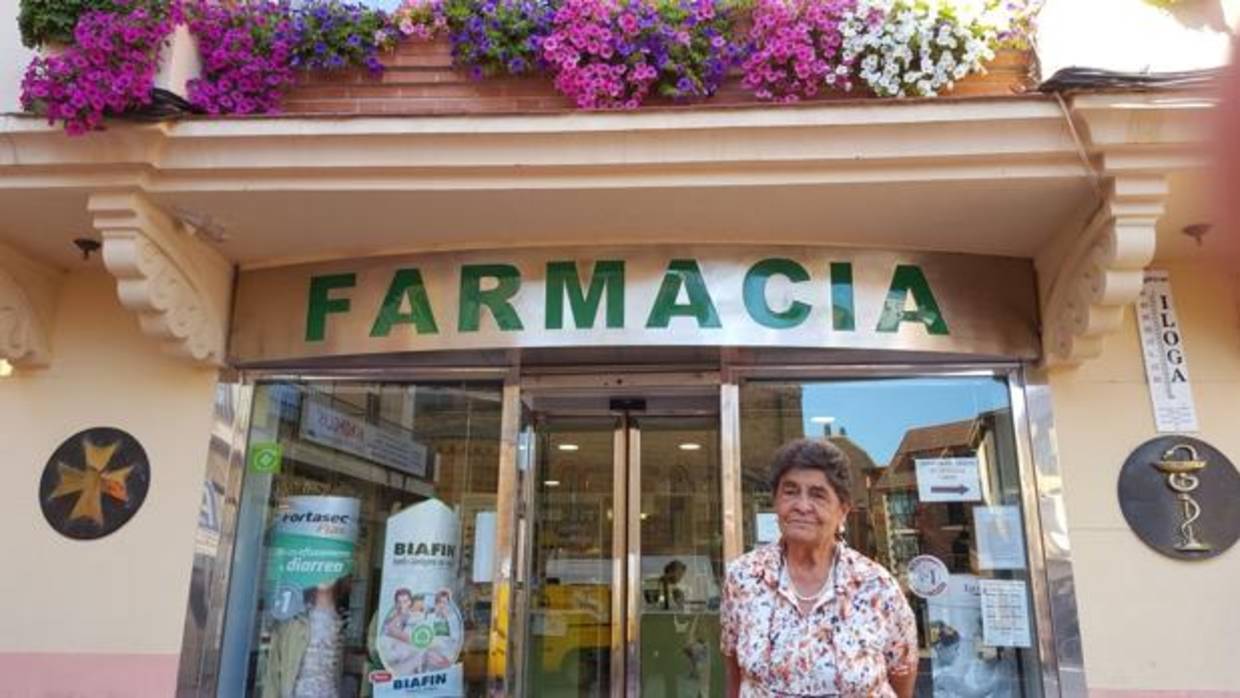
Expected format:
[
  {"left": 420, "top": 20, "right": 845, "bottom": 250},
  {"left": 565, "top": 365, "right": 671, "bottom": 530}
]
[{"left": 726, "top": 363, "right": 1084, "bottom": 698}]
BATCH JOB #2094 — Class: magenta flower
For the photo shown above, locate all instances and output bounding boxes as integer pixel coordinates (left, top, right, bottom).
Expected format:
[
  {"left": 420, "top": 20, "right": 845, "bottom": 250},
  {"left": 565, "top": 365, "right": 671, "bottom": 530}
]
[
  {"left": 741, "top": 0, "right": 858, "bottom": 102},
  {"left": 185, "top": 1, "right": 297, "bottom": 115},
  {"left": 20, "top": 0, "right": 174, "bottom": 135},
  {"left": 543, "top": 0, "right": 737, "bottom": 109}
]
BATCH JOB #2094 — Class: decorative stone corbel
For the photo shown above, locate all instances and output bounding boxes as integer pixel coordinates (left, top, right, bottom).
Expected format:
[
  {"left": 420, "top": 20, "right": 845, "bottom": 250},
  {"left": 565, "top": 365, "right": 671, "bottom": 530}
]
[
  {"left": 1037, "top": 173, "right": 1165, "bottom": 367},
  {"left": 0, "top": 243, "right": 64, "bottom": 368},
  {"left": 88, "top": 191, "right": 233, "bottom": 366},
  {"left": 1035, "top": 91, "right": 1207, "bottom": 368}
]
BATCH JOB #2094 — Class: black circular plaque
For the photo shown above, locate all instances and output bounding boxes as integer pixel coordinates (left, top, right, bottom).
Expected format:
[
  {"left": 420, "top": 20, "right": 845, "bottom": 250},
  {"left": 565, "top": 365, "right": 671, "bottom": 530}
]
[
  {"left": 1118, "top": 436, "right": 1240, "bottom": 560},
  {"left": 39, "top": 427, "right": 150, "bottom": 540}
]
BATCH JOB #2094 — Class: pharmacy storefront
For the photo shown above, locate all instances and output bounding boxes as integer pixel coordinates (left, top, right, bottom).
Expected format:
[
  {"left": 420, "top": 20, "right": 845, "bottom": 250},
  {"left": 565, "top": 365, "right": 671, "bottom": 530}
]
[
  {"left": 9, "top": 93, "right": 1234, "bottom": 698},
  {"left": 180, "top": 243, "right": 1072, "bottom": 698}
]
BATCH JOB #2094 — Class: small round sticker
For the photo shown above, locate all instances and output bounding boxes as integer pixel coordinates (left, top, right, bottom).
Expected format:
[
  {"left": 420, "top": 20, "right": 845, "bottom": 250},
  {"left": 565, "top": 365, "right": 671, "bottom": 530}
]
[
  {"left": 906, "top": 555, "right": 950, "bottom": 599},
  {"left": 39, "top": 427, "right": 150, "bottom": 540},
  {"left": 410, "top": 622, "right": 436, "bottom": 649}
]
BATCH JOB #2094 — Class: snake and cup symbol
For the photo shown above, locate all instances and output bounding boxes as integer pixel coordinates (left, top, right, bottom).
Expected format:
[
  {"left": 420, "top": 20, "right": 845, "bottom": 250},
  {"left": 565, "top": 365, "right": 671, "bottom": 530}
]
[{"left": 1152, "top": 444, "right": 1212, "bottom": 552}]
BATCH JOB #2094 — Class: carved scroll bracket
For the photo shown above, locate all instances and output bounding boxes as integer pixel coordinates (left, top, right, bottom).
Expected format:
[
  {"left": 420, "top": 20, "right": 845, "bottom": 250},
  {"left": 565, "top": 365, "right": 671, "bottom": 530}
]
[
  {"left": 88, "top": 191, "right": 233, "bottom": 366},
  {"left": 0, "top": 243, "right": 64, "bottom": 368},
  {"left": 1037, "top": 172, "right": 1166, "bottom": 367}
]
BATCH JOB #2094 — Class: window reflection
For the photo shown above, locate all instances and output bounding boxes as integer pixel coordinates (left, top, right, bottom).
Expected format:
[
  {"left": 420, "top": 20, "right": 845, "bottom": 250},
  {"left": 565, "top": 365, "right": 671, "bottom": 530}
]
[
  {"left": 740, "top": 376, "right": 1042, "bottom": 698},
  {"left": 221, "top": 381, "right": 502, "bottom": 698}
]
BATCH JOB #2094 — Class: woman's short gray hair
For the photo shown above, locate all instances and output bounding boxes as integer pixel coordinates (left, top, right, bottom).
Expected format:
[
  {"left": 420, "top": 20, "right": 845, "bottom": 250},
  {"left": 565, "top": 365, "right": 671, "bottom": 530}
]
[{"left": 769, "top": 438, "right": 852, "bottom": 507}]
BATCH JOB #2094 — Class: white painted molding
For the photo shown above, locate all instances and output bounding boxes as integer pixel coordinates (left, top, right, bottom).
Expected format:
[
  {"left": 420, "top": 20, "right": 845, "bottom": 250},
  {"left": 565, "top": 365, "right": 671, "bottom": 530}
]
[
  {"left": 88, "top": 191, "right": 233, "bottom": 366},
  {"left": 0, "top": 243, "right": 63, "bottom": 368}
]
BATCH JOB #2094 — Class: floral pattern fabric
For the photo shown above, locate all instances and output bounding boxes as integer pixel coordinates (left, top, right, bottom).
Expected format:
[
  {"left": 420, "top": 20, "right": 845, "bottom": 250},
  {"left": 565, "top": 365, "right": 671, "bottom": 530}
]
[{"left": 720, "top": 541, "right": 918, "bottom": 697}]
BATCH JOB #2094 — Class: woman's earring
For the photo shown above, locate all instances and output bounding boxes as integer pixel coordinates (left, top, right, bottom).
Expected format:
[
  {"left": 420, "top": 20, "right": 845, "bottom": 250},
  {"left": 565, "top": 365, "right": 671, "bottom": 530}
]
[{"left": 837, "top": 524, "right": 846, "bottom": 540}]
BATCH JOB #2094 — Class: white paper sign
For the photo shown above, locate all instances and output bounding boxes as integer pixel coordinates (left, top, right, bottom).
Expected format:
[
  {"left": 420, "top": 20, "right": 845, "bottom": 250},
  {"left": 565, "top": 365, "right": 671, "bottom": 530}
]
[
  {"left": 1136, "top": 271, "right": 1199, "bottom": 433},
  {"left": 301, "top": 399, "right": 430, "bottom": 477},
  {"left": 928, "top": 575, "right": 1020, "bottom": 698},
  {"left": 755, "top": 512, "right": 780, "bottom": 545},
  {"left": 978, "top": 579, "right": 1032, "bottom": 648},
  {"left": 373, "top": 499, "right": 465, "bottom": 697},
  {"left": 471, "top": 511, "right": 496, "bottom": 583},
  {"left": 916, "top": 457, "right": 982, "bottom": 502},
  {"left": 973, "top": 506, "right": 1026, "bottom": 570}
]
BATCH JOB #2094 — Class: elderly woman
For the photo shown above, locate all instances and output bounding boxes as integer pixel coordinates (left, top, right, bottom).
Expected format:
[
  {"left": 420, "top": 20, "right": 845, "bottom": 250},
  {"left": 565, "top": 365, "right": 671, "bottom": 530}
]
[{"left": 722, "top": 439, "right": 919, "bottom": 698}]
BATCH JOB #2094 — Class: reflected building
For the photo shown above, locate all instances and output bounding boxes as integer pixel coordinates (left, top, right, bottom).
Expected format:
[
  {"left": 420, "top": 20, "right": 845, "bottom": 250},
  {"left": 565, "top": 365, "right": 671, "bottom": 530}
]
[{"left": 869, "top": 409, "right": 1017, "bottom": 579}]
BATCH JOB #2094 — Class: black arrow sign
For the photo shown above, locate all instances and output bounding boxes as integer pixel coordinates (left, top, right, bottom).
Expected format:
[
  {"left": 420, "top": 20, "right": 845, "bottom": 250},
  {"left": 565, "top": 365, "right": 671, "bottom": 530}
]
[{"left": 930, "top": 485, "right": 969, "bottom": 495}]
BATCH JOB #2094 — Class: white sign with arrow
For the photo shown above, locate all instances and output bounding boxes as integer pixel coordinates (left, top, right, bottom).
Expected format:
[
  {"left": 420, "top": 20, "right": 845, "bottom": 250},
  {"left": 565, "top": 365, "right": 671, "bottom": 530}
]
[{"left": 915, "top": 457, "right": 982, "bottom": 502}]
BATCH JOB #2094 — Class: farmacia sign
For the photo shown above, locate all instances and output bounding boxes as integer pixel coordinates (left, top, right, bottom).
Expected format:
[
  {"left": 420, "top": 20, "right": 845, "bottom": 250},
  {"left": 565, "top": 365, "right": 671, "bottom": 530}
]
[{"left": 231, "top": 245, "right": 1038, "bottom": 362}]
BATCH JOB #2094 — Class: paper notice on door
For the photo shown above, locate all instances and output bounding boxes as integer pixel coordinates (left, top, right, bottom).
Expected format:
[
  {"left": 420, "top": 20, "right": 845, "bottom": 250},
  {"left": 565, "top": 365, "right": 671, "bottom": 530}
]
[
  {"left": 928, "top": 575, "right": 1022, "bottom": 698},
  {"left": 973, "top": 506, "right": 1026, "bottom": 570},
  {"left": 756, "top": 512, "right": 780, "bottom": 545},
  {"left": 978, "top": 579, "right": 1032, "bottom": 648},
  {"left": 915, "top": 457, "right": 982, "bottom": 502}
]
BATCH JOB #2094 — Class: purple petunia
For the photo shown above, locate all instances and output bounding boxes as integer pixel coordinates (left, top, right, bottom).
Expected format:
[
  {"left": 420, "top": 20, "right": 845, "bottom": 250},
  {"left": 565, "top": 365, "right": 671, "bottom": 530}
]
[
  {"left": 542, "top": 0, "right": 737, "bottom": 109},
  {"left": 185, "top": 1, "right": 297, "bottom": 115},
  {"left": 20, "top": 0, "right": 174, "bottom": 134},
  {"left": 740, "top": 0, "right": 858, "bottom": 102}
]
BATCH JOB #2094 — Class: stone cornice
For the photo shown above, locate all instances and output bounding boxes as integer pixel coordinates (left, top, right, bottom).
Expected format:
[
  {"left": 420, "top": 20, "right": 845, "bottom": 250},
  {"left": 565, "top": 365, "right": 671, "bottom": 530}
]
[
  {"left": 88, "top": 191, "right": 233, "bottom": 366},
  {"left": 0, "top": 243, "right": 63, "bottom": 368},
  {"left": 0, "top": 98, "right": 1086, "bottom": 192},
  {"left": 0, "top": 94, "right": 1209, "bottom": 189}
]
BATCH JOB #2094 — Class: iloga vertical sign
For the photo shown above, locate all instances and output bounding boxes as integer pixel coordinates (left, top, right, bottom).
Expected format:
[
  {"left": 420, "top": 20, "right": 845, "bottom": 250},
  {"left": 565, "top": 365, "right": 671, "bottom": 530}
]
[
  {"left": 266, "top": 496, "right": 360, "bottom": 620},
  {"left": 230, "top": 246, "right": 1040, "bottom": 363},
  {"left": 372, "top": 499, "right": 466, "bottom": 697},
  {"left": 1136, "top": 270, "right": 1199, "bottom": 433}
]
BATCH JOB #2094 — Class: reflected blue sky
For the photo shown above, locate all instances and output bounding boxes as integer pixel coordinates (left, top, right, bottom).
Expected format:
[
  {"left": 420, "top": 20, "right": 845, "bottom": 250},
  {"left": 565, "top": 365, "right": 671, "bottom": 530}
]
[
  {"left": 797, "top": 377, "right": 1011, "bottom": 466},
  {"left": 356, "top": 0, "right": 402, "bottom": 10}
]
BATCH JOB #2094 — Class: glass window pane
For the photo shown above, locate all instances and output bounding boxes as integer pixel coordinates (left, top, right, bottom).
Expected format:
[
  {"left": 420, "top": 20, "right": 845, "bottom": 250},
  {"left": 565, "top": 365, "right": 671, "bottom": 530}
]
[
  {"left": 220, "top": 381, "right": 503, "bottom": 698},
  {"left": 740, "top": 376, "right": 1042, "bottom": 698}
]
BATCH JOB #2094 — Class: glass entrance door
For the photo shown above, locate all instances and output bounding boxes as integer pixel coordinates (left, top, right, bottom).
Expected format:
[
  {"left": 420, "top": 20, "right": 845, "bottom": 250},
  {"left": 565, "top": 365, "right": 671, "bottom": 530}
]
[{"left": 521, "top": 389, "right": 724, "bottom": 698}]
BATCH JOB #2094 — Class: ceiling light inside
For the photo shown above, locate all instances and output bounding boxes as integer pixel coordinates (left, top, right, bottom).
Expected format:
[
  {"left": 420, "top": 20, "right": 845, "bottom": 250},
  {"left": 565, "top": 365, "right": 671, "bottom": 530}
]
[
  {"left": 679, "top": 443, "right": 701, "bottom": 451},
  {"left": 557, "top": 443, "right": 579, "bottom": 452}
]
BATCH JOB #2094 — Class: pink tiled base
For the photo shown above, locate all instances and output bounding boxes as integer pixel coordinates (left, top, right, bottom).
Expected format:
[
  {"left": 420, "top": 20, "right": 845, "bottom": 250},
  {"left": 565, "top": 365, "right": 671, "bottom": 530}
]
[
  {"left": 0, "top": 652, "right": 178, "bottom": 698},
  {"left": 1091, "top": 691, "right": 1240, "bottom": 698}
]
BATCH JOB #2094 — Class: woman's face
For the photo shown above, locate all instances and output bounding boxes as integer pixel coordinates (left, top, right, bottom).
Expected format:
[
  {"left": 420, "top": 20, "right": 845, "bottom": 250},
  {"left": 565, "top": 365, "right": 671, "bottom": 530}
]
[
  {"left": 774, "top": 467, "right": 851, "bottom": 548},
  {"left": 396, "top": 592, "right": 412, "bottom": 613}
]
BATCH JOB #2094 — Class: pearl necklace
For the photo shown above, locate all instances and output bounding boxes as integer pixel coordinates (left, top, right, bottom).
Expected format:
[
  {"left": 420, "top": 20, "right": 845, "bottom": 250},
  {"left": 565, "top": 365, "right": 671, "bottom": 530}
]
[{"left": 791, "top": 575, "right": 830, "bottom": 602}]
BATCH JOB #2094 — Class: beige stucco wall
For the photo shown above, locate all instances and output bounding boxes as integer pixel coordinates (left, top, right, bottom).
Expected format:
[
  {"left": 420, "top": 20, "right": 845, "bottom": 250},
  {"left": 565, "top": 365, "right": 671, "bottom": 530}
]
[
  {"left": 1, "top": 0, "right": 35, "bottom": 112},
  {"left": 0, "top": 267, "right": 218, "bottom": 656},
  {"left": 1050, "top": 249, "right": 1240, "bottom": 692}
]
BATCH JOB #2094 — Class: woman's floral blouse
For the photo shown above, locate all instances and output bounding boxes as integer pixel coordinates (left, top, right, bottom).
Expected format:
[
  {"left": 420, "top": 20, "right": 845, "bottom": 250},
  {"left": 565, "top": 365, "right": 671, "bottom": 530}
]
[{"left": 721, "top": 541, "right": 919, "bottom": 697}]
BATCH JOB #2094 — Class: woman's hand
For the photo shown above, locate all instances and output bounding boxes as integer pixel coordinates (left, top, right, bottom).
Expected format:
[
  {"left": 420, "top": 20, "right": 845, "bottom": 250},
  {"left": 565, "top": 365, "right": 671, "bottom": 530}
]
[
  {"left": 725, "top": 653, "right": 742, "bottom": 698},
  {"left": 888, "top": 666, "right": 916, "bottom": 698}
]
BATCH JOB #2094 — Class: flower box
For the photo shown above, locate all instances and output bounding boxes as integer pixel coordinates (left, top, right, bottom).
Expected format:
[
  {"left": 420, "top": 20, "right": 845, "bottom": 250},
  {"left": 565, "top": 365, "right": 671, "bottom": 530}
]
[
  {"left": 22, "top": 0, "right": 1043, "bottom": 132},
  {"left": 282, "top": 41, "right": 1036, "bottom": 116},
  {"left": 282, "top": 38, "right": 571, "bottom": 115}
]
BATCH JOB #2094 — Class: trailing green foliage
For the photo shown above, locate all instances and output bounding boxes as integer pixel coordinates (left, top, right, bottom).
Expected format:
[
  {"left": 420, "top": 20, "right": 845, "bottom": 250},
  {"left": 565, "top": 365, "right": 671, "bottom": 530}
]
[{"left": 18, "top": 0, "right": 120, "bottom": 48}]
